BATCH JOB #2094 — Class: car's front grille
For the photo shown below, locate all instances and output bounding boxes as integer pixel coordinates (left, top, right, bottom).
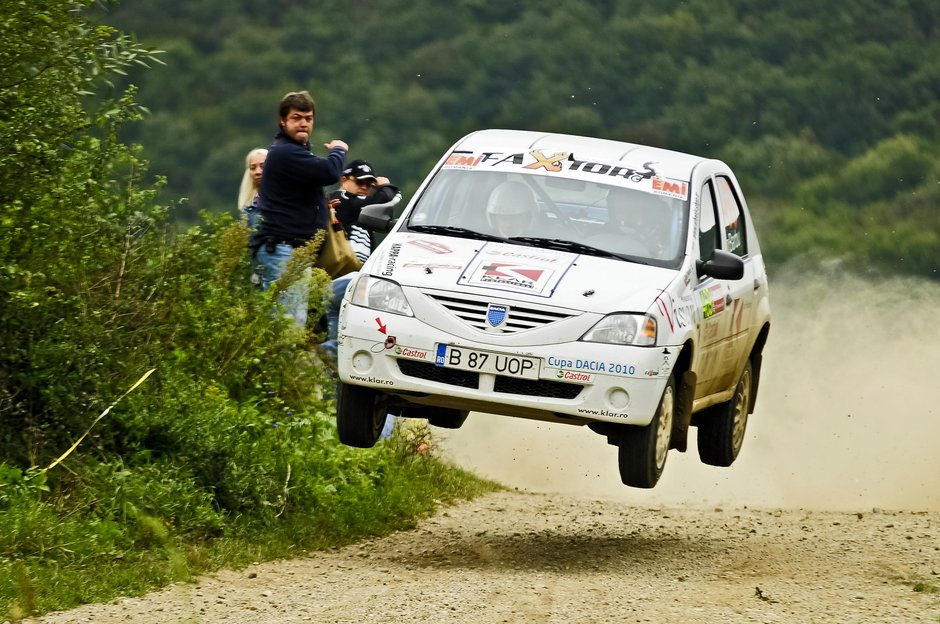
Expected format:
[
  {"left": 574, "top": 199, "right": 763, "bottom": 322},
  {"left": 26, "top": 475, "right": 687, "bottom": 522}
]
[
  {"left": 493, "top": 376, "right": 583, "bottom": 399},
  {"left": 426, "top": 293, "right": 574, "bottom": 333},
  {"left": 396, "top": 359, "right": 478, "bottom": 388},
  {"left": 395, "top": 359, "right": 584, "bottom": 400}
]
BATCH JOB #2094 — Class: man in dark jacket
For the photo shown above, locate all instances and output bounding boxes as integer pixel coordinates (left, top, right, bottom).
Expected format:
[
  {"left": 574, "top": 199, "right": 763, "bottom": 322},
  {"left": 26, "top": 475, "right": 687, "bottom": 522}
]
[{"left": 254, "top": 90, "right": 347, "bottom": 327}]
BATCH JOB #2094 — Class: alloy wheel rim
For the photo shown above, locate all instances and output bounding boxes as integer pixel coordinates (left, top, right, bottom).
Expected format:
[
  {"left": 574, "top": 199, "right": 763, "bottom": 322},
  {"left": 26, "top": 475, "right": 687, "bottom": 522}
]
[
  {"left": 655, "top": 386, "right": 674, "bottom": 469},
  {"left": 731, "top": 369, "right": 752, "bottom": 455}
]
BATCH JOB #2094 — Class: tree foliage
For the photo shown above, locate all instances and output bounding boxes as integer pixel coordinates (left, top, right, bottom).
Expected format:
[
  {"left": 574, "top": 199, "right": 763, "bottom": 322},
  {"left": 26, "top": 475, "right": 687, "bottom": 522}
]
[
  {"left": 2, "top": 0, "right": 162, "bottom": 459},
  {"left": 0, "top": 0, "right": 335, "bottom": 499},
  {"left": 100, "top": 0, "right": 940, "bottom": 279}
]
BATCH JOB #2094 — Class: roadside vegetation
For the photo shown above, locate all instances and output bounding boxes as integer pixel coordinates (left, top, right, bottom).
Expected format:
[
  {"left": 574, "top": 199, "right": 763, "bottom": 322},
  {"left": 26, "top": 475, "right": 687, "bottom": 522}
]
[
  {"left": 0, "top": 2, "right": 498, "bottom": 620},
  {"left": 1, "top": 422, "right": 497, "bottom": 619}
]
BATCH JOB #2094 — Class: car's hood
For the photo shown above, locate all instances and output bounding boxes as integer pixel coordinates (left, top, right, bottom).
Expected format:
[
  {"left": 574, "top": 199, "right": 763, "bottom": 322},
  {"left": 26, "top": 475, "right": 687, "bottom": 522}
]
[{"left": 365, "top": 233, "right": 679, "bottom": 314}]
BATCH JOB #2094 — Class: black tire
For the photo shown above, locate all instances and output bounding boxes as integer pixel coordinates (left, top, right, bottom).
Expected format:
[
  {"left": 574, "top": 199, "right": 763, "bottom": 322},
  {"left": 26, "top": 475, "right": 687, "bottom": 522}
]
[
  {"left": 617, "top": 374, "right": 675, "bottom": 489},
  {"left": 336, "top": 380, "right": 387, "bottom": 448},
  {"left": 427, "top": 408, "right": 469, "bottom": 429},
  {"left": 697, "top": 359, "right": 752, "bottom": 467}
]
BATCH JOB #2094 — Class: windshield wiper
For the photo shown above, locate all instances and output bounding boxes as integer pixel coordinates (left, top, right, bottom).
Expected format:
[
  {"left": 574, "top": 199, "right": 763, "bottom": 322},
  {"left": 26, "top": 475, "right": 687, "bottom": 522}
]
[
  {"left": 507, "top": 236, "right": 647, "bottom": 263},
  {"left": 405, "top": 228, "right": 647, "bottom": 263},
  {"left": 407, "top": 224, "right": 507, "bottom": 242}
]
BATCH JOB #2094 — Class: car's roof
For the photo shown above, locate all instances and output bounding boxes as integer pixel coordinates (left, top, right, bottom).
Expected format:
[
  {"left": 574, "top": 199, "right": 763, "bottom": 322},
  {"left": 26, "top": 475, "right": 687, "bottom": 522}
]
[{"left": 451, "top": 128, "right": 715, "bottom": 181}]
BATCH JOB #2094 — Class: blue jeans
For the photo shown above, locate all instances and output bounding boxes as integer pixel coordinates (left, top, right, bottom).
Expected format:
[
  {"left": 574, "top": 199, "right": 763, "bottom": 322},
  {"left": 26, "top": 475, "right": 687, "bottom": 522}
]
[
  {"left": 256, "top": 243, "right": 309, "bottom": 328},
  {"left": 379, "top": 415, "right": 394, "bottom": 440}
]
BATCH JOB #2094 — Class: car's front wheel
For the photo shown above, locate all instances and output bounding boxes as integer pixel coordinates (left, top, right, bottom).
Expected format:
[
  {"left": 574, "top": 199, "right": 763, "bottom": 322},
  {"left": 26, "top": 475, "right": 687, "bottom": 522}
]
[
  {"left": 697, "top": 359, "right": 752, "bottom": 467},
  {"left": 617, "top": 374, "right": 675, "bottom": 489},
  {"left": 336, "top": 380, "right": 388, "bottom": 448}
]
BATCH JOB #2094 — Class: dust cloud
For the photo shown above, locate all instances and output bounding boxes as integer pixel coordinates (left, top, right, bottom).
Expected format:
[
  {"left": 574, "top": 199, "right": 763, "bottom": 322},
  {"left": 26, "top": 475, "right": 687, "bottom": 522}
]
[{"left": 437, "top": 268, "right": 940, "bottom": 512}]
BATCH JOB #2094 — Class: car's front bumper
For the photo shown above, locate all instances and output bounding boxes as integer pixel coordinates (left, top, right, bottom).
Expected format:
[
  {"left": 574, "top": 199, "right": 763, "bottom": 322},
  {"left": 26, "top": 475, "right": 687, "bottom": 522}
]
[{"left": 337, "top": 302, "right": 679, "bottom": 427}]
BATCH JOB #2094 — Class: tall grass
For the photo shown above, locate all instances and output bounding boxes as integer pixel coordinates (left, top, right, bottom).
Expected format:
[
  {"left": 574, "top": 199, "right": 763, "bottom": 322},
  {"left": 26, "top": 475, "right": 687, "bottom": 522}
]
[{"left": 1, "top": 421, "right": 500, "bottom": 618}]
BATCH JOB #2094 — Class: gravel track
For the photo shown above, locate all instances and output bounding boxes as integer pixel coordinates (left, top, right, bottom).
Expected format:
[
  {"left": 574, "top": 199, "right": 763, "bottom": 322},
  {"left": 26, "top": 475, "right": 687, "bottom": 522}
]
[{"left": 27, "top": 489, "right": 939, "bottom": 624}]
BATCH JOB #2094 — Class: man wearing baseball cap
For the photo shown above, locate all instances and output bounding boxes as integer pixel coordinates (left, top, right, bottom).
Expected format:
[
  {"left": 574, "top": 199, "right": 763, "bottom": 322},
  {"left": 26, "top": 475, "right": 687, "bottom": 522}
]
[
  {"left": 332, "top": 159, "right": 389, "bottom": 239},
  {"left": 321, "top": 158, "right": 400, "bottom": 349},
  {"left": 343, "top": 159, "right": 377, "bottom": 183}
]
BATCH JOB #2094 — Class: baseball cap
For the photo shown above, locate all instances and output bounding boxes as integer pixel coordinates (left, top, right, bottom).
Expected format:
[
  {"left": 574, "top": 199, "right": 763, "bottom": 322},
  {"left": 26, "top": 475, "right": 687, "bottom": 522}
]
[{"left": 343, "top": 159, "right": 377, "bottom": 182}]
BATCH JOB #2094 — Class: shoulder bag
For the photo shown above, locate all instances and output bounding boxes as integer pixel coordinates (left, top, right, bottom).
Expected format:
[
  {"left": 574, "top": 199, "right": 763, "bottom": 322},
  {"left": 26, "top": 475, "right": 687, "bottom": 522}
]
[{"left": 317, "top": 210, "right": 363, "bottom": 279}]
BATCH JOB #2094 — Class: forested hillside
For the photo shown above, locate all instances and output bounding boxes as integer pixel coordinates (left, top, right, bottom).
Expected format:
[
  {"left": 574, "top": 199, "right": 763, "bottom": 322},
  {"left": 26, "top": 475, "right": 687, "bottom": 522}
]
[{"left": 103, "top": 0, "right": 940, "bottom": 279}]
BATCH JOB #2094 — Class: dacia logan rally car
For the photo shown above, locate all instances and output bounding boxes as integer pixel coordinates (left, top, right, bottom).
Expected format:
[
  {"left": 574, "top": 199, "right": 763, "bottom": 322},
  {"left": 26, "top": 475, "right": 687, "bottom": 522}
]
[{"left": 336, "top": 129, "right": 771, "bottom": 489}]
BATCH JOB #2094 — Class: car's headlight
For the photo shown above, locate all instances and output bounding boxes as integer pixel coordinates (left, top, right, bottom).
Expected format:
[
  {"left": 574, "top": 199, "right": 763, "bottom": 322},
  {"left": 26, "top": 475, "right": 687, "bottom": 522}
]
[
  {"left": 580, "top": 313, "right": 657, "bottom": 346},
  {"left": 349, "top": 275, "right": 414, "bottom": 316}
]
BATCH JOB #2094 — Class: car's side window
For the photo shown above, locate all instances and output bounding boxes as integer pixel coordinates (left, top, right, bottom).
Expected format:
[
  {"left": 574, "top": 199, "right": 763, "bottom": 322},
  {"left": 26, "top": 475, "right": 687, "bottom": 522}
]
[
  {"left": 715, "top": 176, "right": 747, "bottom": 257},
  {"left": 698, "top": 180, "right": 719, "bottom": 261}
]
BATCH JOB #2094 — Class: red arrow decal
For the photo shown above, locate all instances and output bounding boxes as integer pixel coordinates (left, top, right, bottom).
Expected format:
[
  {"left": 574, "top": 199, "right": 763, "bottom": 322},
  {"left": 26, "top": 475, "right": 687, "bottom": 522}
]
[{"left": 375, "top": 317, "right": 387, "bottom": 334}]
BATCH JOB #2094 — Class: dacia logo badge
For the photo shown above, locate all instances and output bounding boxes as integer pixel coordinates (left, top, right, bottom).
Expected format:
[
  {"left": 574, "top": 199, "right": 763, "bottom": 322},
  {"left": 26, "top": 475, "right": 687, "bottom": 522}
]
[{"left": 486, "top": 303, "right": 508, "bottom": 328}]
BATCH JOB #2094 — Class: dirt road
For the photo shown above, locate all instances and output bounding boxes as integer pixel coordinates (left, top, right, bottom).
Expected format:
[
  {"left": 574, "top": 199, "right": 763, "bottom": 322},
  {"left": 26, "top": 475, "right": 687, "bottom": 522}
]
[{"left": 27, "top": 489, "right": 939, "bottom": 624}]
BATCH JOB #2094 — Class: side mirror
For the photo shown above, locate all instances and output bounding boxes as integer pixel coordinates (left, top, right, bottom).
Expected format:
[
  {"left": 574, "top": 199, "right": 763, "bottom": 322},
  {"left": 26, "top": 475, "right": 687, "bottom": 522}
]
[
  {"left": 696, "top": 249, "right": 744, "bottom": 280},
  {"left": 357, "top": 186, "right": 401, "bottom": 233},
  {"left": 358, "top": 203, "right": 397, "bottom": 233}
]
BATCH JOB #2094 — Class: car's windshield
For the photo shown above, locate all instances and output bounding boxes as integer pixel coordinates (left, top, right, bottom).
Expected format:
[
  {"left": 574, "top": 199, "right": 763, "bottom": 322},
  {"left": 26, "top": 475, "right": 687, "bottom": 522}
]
[{"left": 405, "top": 169, "right": 689, "bottom": 267}]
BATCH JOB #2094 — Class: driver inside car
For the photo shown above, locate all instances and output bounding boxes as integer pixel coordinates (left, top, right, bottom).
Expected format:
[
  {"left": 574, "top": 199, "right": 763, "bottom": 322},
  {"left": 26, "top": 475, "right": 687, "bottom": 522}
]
[{"left": 485, "top": 181, "right": 539, "bottom": 238}]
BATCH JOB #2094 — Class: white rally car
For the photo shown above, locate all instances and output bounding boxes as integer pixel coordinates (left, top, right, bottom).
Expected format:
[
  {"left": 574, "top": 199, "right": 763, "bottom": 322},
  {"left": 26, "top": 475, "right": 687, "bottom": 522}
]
[{"left": 336, "top": 129, "right": 771, "bottom": 488}]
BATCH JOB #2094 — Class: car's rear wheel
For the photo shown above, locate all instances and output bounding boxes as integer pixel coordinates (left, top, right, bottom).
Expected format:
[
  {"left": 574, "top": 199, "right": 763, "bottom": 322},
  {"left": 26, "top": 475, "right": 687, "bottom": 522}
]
[
  {"left": 617, "top": 374, "right": 675, "bottom": 489},
  {"left": 336, "top": 380, "right": 388, "bottom": 448},
  {"left": 697, "top": 359, "right": 752, "bottom": 467}
]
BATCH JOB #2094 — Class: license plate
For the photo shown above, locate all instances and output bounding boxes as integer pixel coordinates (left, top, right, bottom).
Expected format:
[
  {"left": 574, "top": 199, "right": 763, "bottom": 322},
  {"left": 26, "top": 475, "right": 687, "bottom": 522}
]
[{"left": 434, "top": 344, "right": 540, "bottom": 380}]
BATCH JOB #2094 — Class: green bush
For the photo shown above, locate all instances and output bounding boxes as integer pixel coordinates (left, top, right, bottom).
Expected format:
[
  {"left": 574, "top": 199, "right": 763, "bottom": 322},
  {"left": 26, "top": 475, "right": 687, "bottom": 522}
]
[{"left": 0, "top": 8, "right": 504, "bottom": 620}]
